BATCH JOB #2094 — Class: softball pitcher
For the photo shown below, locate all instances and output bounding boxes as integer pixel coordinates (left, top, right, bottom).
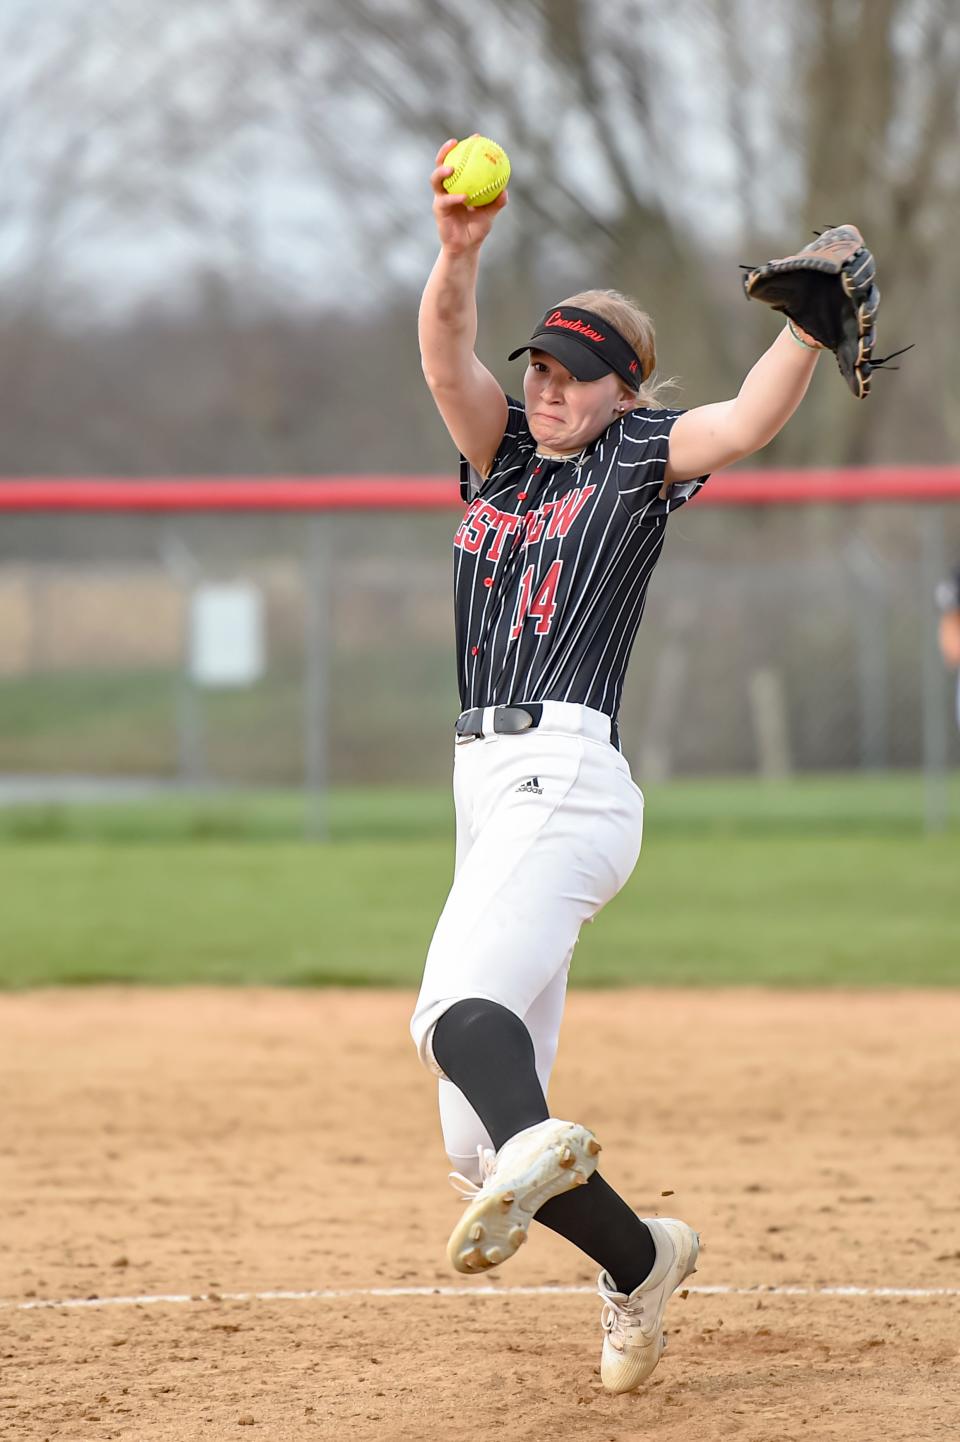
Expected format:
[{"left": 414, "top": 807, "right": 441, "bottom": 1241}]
[{"left": 410, "top": 137, "right": 867, "bottom": 1393}]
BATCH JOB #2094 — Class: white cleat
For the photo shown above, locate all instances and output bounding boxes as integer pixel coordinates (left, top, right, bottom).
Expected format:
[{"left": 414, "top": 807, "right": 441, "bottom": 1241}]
[
  {"left": 446, "top": 1119, "right": 601, "bottom": 1275},
  {"left": 597, "top": 1216, "right": 700, "bottom": 1394}
]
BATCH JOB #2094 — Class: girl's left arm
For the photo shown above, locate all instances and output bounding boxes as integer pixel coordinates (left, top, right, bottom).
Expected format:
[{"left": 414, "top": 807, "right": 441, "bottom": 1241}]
[{"left": 663, "top": 323, "right": 822, "bottom": 485}]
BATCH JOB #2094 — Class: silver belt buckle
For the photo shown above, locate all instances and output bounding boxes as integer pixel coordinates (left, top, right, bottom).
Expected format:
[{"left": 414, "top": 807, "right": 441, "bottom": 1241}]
[
  {"left": 455, "top": 708, "right": 482, "bottom": 743},
  {"left": 494, "top": 706, "right": 534, "bottom": 735}
]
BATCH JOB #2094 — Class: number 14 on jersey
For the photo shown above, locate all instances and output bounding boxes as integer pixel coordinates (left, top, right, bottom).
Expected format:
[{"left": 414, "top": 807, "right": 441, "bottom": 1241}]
[{"left": 510, "top": 560, "right": 563, "bottom": 639}]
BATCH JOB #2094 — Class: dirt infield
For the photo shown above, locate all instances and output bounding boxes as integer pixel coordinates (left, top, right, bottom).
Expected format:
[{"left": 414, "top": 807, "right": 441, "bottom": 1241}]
[{"left": 1, "top": 988, "right": 958, "bottom": 1441}]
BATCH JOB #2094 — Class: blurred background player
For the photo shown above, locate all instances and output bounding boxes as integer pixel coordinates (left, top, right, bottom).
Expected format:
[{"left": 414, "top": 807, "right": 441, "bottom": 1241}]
[{"left": 936, "top": 566, "right": 960, "bottom": 728}]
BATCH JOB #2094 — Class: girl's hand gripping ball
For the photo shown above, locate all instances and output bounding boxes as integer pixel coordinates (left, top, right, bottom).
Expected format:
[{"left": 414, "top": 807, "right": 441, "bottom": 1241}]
[{"left": 442, "top": 135, "right": 511, "bottom": 208}]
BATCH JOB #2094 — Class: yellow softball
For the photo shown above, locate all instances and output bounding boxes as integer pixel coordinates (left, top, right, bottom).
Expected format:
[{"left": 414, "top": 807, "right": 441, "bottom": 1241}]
[{"left": 442, "top": 134, "right": 511, "bottom": 208}]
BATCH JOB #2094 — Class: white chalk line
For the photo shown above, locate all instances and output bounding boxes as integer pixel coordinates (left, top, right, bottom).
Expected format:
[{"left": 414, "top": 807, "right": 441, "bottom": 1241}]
[{"left": 4, "top": 1283, "right": 960, "bottom": 1313}]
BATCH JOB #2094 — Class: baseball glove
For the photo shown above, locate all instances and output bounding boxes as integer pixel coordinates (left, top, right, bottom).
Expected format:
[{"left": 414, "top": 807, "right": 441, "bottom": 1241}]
[{"left": 742, "top": 224, "right": 891, "bottom": 399}]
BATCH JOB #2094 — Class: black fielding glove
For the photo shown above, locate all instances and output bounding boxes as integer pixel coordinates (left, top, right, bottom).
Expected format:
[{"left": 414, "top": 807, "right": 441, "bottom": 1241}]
[{"left": 741, "top": 224, "right": 911, "bottom": 400}]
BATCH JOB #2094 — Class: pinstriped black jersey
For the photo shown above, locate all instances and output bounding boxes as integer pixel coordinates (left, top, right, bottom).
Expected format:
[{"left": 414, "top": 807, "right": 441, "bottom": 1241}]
[{"left": 453, "top": 397, "right": 708, "bottom": 724}]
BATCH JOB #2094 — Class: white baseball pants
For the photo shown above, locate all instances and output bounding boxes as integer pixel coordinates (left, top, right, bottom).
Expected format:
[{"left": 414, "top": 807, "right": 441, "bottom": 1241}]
[{"left": 410, "top": 702, "right": 644, "bottom": 1180}]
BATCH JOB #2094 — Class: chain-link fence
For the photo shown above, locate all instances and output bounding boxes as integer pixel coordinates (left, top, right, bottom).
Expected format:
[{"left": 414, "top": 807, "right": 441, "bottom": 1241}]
[{"left": 0, "top": 480, "right": 958, "bottom": 825}]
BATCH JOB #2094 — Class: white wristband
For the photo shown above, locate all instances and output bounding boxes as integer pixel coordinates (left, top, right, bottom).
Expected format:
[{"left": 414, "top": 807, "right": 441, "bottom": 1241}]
[{"left": 787, "top": 319, "right": 823, "bottom": 352}]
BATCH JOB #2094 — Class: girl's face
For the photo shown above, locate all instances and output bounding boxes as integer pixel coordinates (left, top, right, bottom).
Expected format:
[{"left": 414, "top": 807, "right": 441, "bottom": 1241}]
[{"left": 523, "top": 350, "right": 632, "bottom": 453}]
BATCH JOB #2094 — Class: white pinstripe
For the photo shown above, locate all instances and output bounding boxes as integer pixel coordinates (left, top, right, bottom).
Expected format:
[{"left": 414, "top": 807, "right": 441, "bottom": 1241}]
[
  {"left": 550, "top": 520, "right": 664, "bottom": 703},
  {"left": 586, "top": 524, "right": 667, "bottom": 712}
]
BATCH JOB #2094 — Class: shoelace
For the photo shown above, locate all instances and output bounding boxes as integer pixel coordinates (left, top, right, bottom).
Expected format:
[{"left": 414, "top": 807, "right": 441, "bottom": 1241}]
[
  {"left": 601, "top": 1297, "right": 648, "bottom": 1346},
  {"left": 867, "top": 343, "right": 915, "bottom": 372},
  {"left": 447, "top": 1145, "right": 497, "bottom": 1201}
]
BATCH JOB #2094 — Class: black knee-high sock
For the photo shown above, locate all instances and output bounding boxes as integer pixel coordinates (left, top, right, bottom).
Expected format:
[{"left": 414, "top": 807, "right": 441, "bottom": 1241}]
[
  {"left": 431, "top": 997, "right": 549, "bottom": 1148},
  {"left": 536, "top": 1176, "right": 655, "bottom": 1293},
  {"left": 430, "top": 997, "right": 655, "bottom": 1293}
]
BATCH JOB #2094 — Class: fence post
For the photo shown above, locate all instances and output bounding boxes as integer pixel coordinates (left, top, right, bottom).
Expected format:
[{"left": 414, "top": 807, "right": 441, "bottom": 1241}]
[
  {"left": 920, "top": 508, "right": 949, "bottom": 833},
  {"left": 304, "top": 515, "right": 331, "bottom": 840},
  {"left": 160, "top": 526, "right": 206, "bottom": 785},
  {"left": 847, "top": 539, "right": 889, "bottom": 769}
]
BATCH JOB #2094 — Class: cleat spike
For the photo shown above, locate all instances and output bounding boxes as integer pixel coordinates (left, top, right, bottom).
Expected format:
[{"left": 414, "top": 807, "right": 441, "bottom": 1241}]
[
  {"left": 469, "top": 1223, "right": 484, "bottom": 1242},
  {"left": 558, "top": 1146, "right": 575, "bottom": 1168},
  {"left": 463, "top": 1247, "right": 484, "bottom": 1269},
  {"left": 500, "top": 1192, "right": 515, "bottom": 1206},
  {"left": 572, "top": 1170, "right": 589, "bottom": 1186},
  {"left": 586, "top": 1138, "right": 602, "bottom": 1156},
  {"left": 508, "top": 1226, "right": 526, "bottom": 1247},
  {"left": 485, "top": 1246, "right": 504, "bottom": 1265}
]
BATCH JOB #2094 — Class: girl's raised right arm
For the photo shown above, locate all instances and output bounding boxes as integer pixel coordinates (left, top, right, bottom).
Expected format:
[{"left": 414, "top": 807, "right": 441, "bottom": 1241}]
[{"left": 418, "top": 139, "right": 509, "bottom": 477}]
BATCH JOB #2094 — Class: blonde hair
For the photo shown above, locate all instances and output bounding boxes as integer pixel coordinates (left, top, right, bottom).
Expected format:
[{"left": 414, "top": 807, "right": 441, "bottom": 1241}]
[{"left": 558, "top": 288, "right": 677, "bottom": 409}]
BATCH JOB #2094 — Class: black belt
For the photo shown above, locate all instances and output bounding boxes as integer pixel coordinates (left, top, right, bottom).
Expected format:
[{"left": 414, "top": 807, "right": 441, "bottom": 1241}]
[{"left": 455, "top": 703, "right": 544, "bottom": 738}]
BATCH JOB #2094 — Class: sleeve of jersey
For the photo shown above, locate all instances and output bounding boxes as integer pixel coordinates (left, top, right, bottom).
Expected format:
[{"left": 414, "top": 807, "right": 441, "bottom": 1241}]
[
  {"left": 616, "top": 408, "right": 710, "bottom": 521},
  {"left": 458, "top": 396, "right": 536, "bottom": 502}
]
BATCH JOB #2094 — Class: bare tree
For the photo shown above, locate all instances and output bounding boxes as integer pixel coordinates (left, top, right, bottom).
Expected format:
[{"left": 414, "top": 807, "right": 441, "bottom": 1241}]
[
  {"left": 270, "top": 0, "right": 960, "bottom": 463},
  {"left": 0, "top": 0, "right": 957, "bottom": 471}
]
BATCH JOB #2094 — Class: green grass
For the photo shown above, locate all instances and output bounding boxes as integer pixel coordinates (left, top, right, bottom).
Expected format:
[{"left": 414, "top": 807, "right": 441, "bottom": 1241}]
[
  {"left": 1, "top": 771, "right": 957, "bottom": 844},
  {"left": 0, "top": 657, "right": 459, "bottom": 783},
  {"left": 0, "top": 786, "right": 455, "bottom": 844},
  {"left": 0, "top": 774, "right": 957, "bottom": 989},
  {"left": 0, "top": 671, "right": 178, "bottom": 772}
]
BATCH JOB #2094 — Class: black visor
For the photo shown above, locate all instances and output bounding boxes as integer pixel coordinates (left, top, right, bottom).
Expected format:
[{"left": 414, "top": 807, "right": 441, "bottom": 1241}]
[{"left": 508, "top": 306, "right": 644, "bottom": 391}]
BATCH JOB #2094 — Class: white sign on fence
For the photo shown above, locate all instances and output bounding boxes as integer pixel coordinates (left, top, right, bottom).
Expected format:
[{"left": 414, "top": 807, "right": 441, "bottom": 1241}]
[{"left": 189, "top": 583, "right": 264, "bottom": 688}]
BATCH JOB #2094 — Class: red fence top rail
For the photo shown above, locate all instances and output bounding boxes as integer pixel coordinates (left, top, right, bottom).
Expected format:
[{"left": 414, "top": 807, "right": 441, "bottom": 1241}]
[{"left": 0, "top": 468, "right": 958, "bottom": 511}]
